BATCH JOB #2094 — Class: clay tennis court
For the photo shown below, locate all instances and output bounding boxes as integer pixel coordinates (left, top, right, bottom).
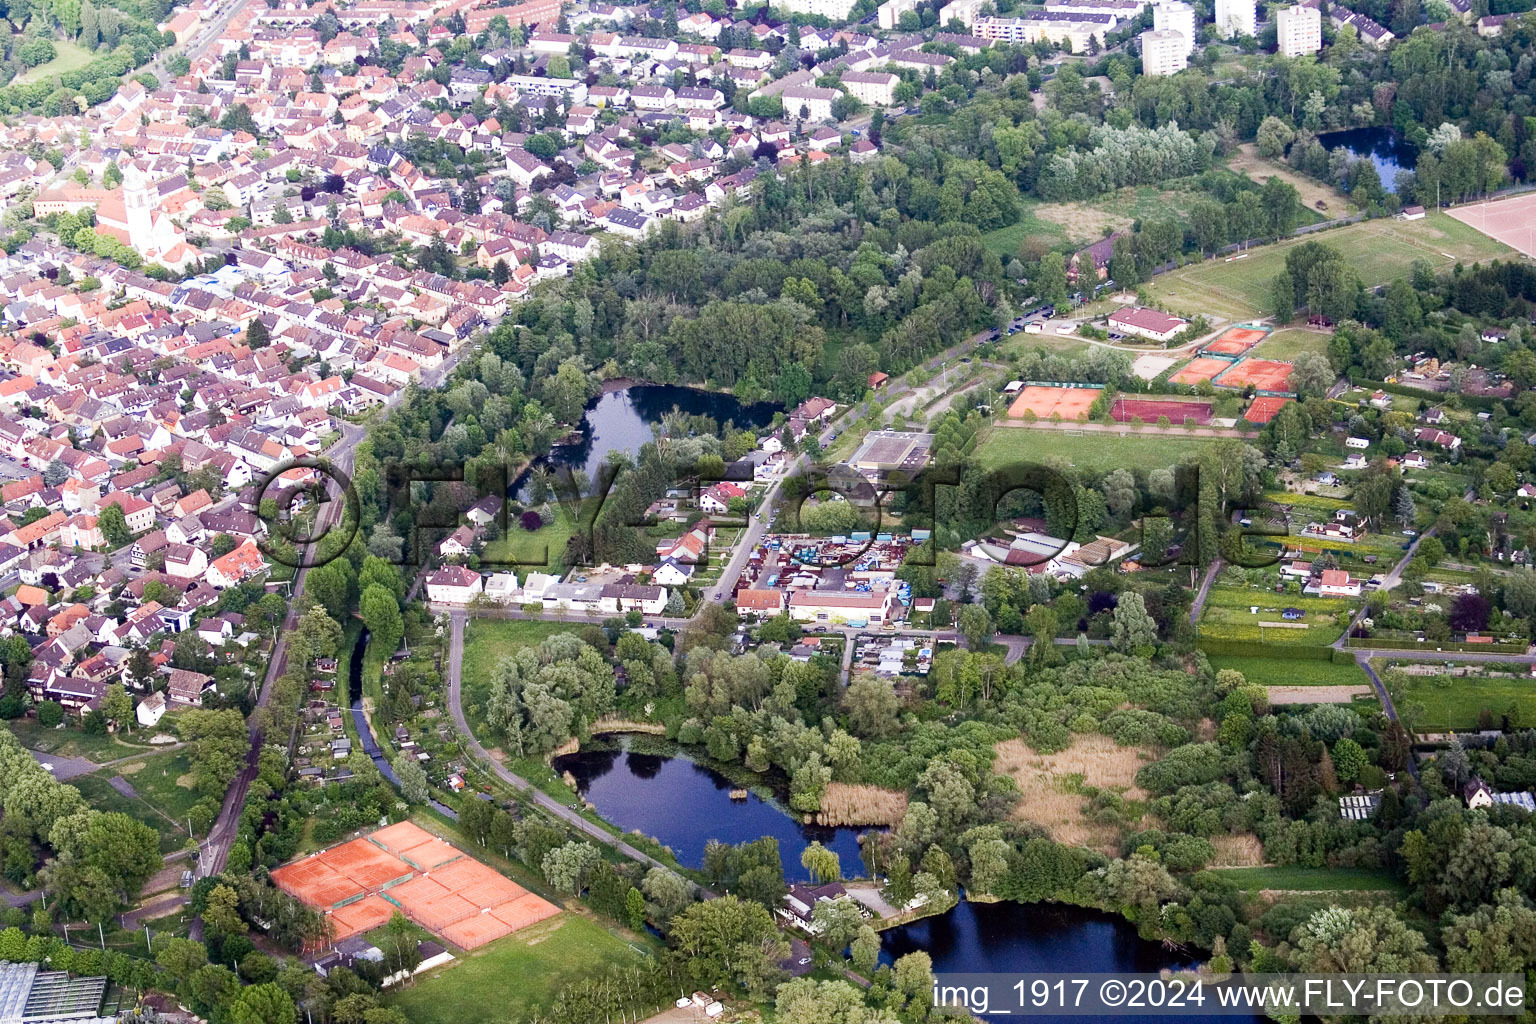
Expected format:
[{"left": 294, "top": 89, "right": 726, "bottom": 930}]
[
  {"left": 1171, "top": 357, "right": 1231, "bottom": 385},
  {"left": 1006, "top": 385, "right": 1102, "bottom": 421},
  {"left": 1447, "top": 194, "right": 1536, "bottom": 257},
  {"left": 330, "top": 896, "right": 397, "bottom": 941},
  {"left": 369, "top": 820, "right": 462, "bottom": 870},
  {"left": 1203, "top": 326, "right": 1268, "bottom": 356},
  {"left": 1215, "top": 358, "right": 1294, "bottom": 391},
  {"left": 1244, "top": 395, "right": 1294, "bottom": 424},
  {"left": 273, "top": 823, "right": 560, "bottom": 951},
  {"left": 1111, "top": 397, "right": 1213, "bottom": 424}
]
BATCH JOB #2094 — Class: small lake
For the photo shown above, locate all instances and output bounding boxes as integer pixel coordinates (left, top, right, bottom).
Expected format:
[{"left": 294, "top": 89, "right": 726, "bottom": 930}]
[
  {"left": 881, "top": 899, "right": 1255, "bottom": 1024},
  {"left": 1317, "top": 126, "right": 1416, "bottom": 193},
  {"left": 558, "top": 746, "right": 1258, "bottom": 1022},
  {"left": 514, "top": 384, "right": 781, "bottom": 499},
  {"left": 552, "top": 746, "right": 869, "bottom": 882}
]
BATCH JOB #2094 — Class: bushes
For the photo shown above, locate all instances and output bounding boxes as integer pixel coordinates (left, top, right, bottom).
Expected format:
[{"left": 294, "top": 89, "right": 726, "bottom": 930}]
[{"left": 1134, "top": 743, "right": 1228, "bottom": 795}]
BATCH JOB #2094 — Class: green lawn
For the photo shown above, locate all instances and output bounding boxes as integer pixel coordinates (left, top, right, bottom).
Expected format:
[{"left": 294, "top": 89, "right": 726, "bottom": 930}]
[
  {"left": 16, "top": 41, "right": 95, "bottom": 85},
  {"left": 5, "top": 719, "right": 167, "bottom": 762},
  {"left": 1148, "top": 213, "right": 1514, "bottom": 321},
  {"left": 1386, "top": 671, "right": 1536, "bottom": 731},
  {"left": 71, "top": 772, "right": 192, "bottom": 854},
  {"left": 480, "top": 505, "right": 580, "bottom": 574},
  {"left": 111, "top": 751, "right": 204, "bottom": 823},
  {"left": 974, "top": 427, "right": 1217, "bottom": 474},
  {"left": 461, "top": 618, "right": 585, "bottom": 717},
  {"left": 1208, "top": 866, "right": 1405, "bottom": 893},
  {"left": 1206, "top": 654, "right": 1370, "bottom": 688},
  {"left": 981, "top": 200, "right": 1071, "bottom": 259},
  {"left": 1251, "top": 328, "right": 1331, "bottom": 361},
  {"left": 388, "top": 914, "right": 651, "bottom": 1024}
]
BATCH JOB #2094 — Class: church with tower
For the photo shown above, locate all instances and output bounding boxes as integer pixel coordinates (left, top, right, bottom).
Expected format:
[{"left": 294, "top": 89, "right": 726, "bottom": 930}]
[{"left": 94, "top": 163, "right": 199, "bottom": 272}]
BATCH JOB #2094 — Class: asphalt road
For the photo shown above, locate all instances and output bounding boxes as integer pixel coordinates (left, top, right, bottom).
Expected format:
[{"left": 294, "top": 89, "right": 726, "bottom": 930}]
[
  {"left": 146, "top": 0, "right": 250, "bottom": 82},
  {"left": 444, "top": 610, "right": 690, "bottom": 880}
]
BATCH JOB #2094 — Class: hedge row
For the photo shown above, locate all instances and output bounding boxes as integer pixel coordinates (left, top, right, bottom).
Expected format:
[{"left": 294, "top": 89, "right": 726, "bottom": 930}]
[
  {"left": 1345, "top": 637, "right": 1529, "bottom": 654},
  {"left": 1196, "top": 639, "right": 1356, "bottom": 663}
]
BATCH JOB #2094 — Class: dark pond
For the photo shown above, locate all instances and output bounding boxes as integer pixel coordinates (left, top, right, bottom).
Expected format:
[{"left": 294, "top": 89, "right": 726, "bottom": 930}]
[
  {"left": 556, "top": 746, "right": 1258, "bottom": 1024},
  {"left": 881, "top": 899, "right": 1257, "bottom": 1024},
  {"left": 552, "top": 746, "right": 869, "bottom": 882},
  {"left": 513, "top": 384, "right": 781, "bottom": 499},
  {"left": 1317, "top": 126, "right": 1417, "bottom": 194}
]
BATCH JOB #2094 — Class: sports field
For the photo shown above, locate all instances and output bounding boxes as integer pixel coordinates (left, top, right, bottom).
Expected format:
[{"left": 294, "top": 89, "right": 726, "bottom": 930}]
[
  {"left": 273, "top": 822, "right": 560, "bottom": 949},
  {"left": 1111, "top": 397, "right": 1213, "bottom": 424},
  {"left": 1203, "top": 325, "right": 1268, "bottom": 356},
  {"left": 389, "top": 914, "right": 649, "bottom": 1024},
  {"left": 976, "top": 428, "right": 1216, "bottom": 473},
  {"left": 1006, "top": 385, "right": 1101, "bottom": 421},
  {"left": 1447, "top": 194, "right": 1536, "bottom": 257},
  {"left": 1147, "top": 213, "right": 1514, "bottom": 320},
  {"left": 1214, "top": 358, "right": 1293, "bottom": 391},
  {"left": 1243, "top": 395, "right": 1293, "bottom": 424},
  {"left": 1171, "top": 357, "right": 1232, "bottom": 385}
]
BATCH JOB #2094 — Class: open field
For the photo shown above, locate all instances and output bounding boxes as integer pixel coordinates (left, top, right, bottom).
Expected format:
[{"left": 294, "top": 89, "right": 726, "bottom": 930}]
[
  {"left": 974, "top": 428, "right": 1216, "bottom": 474},
  {"left": 1199, "top": 587, "right": 1354, "bottom": 646},
  {"left": 995, "top": 735, "right": 1151, "bottom": 853},
  {"left": 16, "top": 41, "right": 95, "bottom": 84},
  {"left": 70, "top": 773, "right": 191, "bottom": 854},
  {"left": 981, "top": 201, "right": 1072, "bottom": 258},
  {"left": 1384, "top": 670, "right": 1536, "bottom": 730},
  {"left": 107, "top": 751, "right": 203, "bottom": 824},
  {"left": 389, "top": 914, "right": 649, "bottom": 1024},
  {"left": 1208, "top": 865, "right": 1406, "bottom": 893},
  {"left": 462, "top": 618, "right": 579, "bottom": 706},
  {"left": 1147, "top": 214, "right": 1514, "bottom": 321},
  {"left": 1252, "top": 328, "right": 1332, "bottom": 361},
  {"left": 1225, "top": 145, "right": 1350, "bottom": 218},
  {"left": 1206, "top": 654, "right": 1371, "bottom": 688}
]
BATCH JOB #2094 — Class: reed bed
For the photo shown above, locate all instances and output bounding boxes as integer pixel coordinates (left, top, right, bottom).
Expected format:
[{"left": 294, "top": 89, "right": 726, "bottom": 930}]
[{"left": 814, "top": 783, "right": 909, "bottom": 826}]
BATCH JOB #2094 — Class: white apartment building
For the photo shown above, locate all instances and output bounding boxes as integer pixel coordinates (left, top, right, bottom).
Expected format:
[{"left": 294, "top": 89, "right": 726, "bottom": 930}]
[
  {"left": 877, "top": 0, "right": 920, "bottom": 29},
  {"left": 779, "top": 0, "right": 860, "bottom": 20},
  {"left": 1276, "top": 2, "right": 1322, "bottom": 54},
  {"left": 1044, "top": 0, "right": 1142, "bottom": 14},
  {"left": 1141, "top": 28, "right": 1190, "bottom": 75},
  {"left": 1152, "top": 0, "right": 1197, "bottom": 55},
  {"left": 975, "top": 12, "right": 1116, "bottom": 49},
  {"left": 783, "top": 85, "right": 842, "bottom": 121},
  {"left": 1214, "top": 0, "right": 1256, "bottom": 37},
  {"left": 839, "top": 71, "right": 900, "bottom": 106},
  {"left": 938, "top": 0, "right": 987, "bottom": 27}
]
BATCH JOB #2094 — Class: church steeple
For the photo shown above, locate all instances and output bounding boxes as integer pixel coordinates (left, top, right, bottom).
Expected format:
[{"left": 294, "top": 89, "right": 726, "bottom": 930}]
[{"left": 122, "top": 163, "right": 155, "bottom": 253}]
